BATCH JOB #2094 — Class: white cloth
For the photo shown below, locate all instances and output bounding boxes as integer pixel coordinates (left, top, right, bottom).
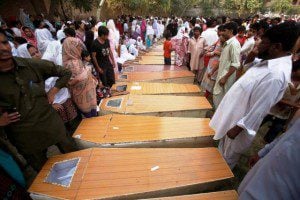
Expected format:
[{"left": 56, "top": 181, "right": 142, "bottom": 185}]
[
  {"left": 158, "top": 23, "right": 165, "bottom": 38},
  {"left": 116, "top": 44, "right": 135, "bottom": 64},
  {"left": 42, "top": 40, "right": 63, "bottom": 66},
  {"left": 153, "top": 19, "right": 158, "bottom": 36},
  {"left": 137, "top": 37, "right": 146, "bottom": 50},
  {"left": 17, "top": 43, "right": 31, "bottom": 58},
  {"left": 123, "top": 23, "right": 129, "bottom": 33},
  {"left": 174, "top": 26, "right": 185, "bottom": 39},
  {"left": 56, "top": 30, "right": 66, "bottom": 41},
  {"left": 43, "top": 19, "right": 56, "bottom": 32},
  {"left": 241, "top": 36, "right": 255, "bottom": 57},
  {"left": 35, "top": 28, "right": 54, "bottom": 55},
  {"left": 201, "top": 28, "right": 218, "bottom": 46},
  {"left": 210, "top": 55, "right": 292, "bottom": 168},
  {"left": 11, "top": 27, "right": 22, "bottom": 37},
  {"left": 238, "top": 119, "right": 300, "bottom": 200},
  {"left": 146, "top": 25, "right": 154, "bottom": 36},
  {"left": 42, "top": 40, "right": 70, "bottom": 105},
  {"left": 9, "top": 41, "right": 18, "bottom": 56},
  {"left": 129, "top": 44, "right": 139, "bottom": 57}
]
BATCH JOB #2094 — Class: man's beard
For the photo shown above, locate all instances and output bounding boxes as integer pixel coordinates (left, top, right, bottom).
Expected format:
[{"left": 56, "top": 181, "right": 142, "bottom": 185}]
[{"left": 257, "top": 50, "right": 269, "bottom": 60}]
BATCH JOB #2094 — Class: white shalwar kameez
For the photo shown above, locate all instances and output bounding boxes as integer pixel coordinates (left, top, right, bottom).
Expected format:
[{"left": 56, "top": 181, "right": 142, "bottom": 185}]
[
  {"left": 35, "top": 28, "right": 54, "bottom": 55},
  {"left": 42, "top": 40, "right": 71, "bottom": 104},
  {"left": 238, "top": 119, "right": 300, "bottom": 200},
  {"left": 210, "top": 55, "right": 292, "bottom": 169}
]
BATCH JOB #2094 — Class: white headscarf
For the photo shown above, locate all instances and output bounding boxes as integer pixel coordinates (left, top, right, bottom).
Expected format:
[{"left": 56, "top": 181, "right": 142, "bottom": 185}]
[
  {"left": 56, "top": 30, "right": 66, "bottom": 41},
  {"left": 42, "top": 40, "right": 70, "bottom": 104},
  {"left": 42, "top": 40, "right": 62, "bottom": 66},
  {"left": 35, "top": 28, "right": 54, "bottom": 55},
  {"left": 17, "top": 43, "right": 31, "bottom": 58}
]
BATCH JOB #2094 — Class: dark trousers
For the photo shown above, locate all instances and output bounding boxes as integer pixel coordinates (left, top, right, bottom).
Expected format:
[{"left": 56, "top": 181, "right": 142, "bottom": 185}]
[
  {"left": 164, "top": 57, "right": 171, "bottom": 65},
  {"left": 261, "top": 114, "right": 287, "bottom": 143},
  {"left": 20, "top": 137, "right": 78, "bottom": 172},
  {"left": 100, "top": 67, "right": 115, "bottom": 87}
]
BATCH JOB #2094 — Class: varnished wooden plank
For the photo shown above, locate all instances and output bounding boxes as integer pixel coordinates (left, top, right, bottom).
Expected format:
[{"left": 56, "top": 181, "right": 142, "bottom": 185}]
[
  {"left": 28, "top": 149, "right": 93, "bottom": 200},
  {"left": 116, "top": 71, "right": 194, "bottom": 83},
  {"left": 73, "top": 115, "right": 214, "bottom": 148},
  {"left": 123, "top": 65, "right": 188, "bottom": 72},
  {"left": 29, "top": 148, "right": 233, "bottom": 200},
  {"left": 99, "top": 95, "right": 212, "bottom": 118},
  {"left": 112, "top": 82, "right": 200, "bottom": 95},
  {"left": 149, "top": 190, "right": 238, "bottom": 200}
]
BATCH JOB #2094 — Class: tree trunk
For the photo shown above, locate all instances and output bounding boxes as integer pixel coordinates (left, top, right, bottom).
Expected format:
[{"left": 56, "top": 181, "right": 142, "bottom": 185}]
[
  {"left": 29, "top": 0, "right": 48, "bottom": 15},
  {"left": 59, "top": 0, "right": 68, "bottom": 20},
  {"left": 96, "top": 0, "right": 106, "bottom": 21}
]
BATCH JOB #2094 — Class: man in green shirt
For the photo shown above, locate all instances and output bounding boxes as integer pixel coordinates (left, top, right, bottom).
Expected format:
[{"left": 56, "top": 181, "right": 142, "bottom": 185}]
[
  {"left": 0, "top": 28, "right": 78, "bottom": 171},
  {"left": 213, "top": 22, "right": 241, "bottom": 108}
]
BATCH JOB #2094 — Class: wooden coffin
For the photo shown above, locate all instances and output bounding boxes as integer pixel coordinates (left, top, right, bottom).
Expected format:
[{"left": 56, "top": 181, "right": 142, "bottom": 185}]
[
  {"left": 149, "top": 190, "right": 238, "bottom": 200},
  {"left": 112, "top": 82, "right": 201, "bottom": 96},
  {"left": 144, "top": 51, "right": 175, "bottom": 56},
  {"left": 99, "top": 95, "right": 212, "bottom": 118},
  {"left": 140, "top": 56, "right": 175, "bottom": 61},
  {"left": 139, "top": 59, "right": 170, "bottom": 65},
  {"left": 29, "top": 148, "right": 234, "bottom": 200},
  {"left": 116, "top": 71, "right": 195, "bottom": 84},
  {"left": 123, "top": 65, "right": 188, "bottom": 72},
  {"left": 73, "top": 114, "right": 214, "bottom": 148}
]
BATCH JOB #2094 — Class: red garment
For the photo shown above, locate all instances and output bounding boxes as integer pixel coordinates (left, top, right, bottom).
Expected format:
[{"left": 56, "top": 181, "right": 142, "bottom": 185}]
[
  {"left": 21, "top": 28, "right": 37, "bottom": 48},
  {"left": 164, "top": 40, "right": 172, "bottom": 58},
  {"left": 116, "top": 22, "right": 123, "bottom": 35},
  {"left": 141, "top": 20, "right": 147, "bottom": 41},
  {"left": 236, "top": 35, "right": 246, "bottom": 46}
]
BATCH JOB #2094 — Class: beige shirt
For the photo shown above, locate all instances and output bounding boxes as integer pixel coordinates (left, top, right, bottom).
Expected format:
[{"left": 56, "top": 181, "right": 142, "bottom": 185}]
[
  {"left": 188, "top": 36, "right": 207, "bottom": 71},
  {"left": 213, "top": 37, "right": 241, "bottom": 95},
  {"left": 270, "top": 84, "right": 300, "bottom": 119}
]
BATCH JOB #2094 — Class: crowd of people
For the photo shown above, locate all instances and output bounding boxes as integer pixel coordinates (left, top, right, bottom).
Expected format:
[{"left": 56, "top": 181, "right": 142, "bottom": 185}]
[{"left": 0, "top": 9, "right": 299, "bottom": 199}]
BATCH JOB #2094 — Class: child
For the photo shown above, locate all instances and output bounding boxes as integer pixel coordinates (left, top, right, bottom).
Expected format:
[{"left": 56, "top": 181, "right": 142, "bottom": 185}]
[
  {"left": 163, "top": 32, "right": 172, "bottom": 65},
  {"left": 82, "top": 50, "right": 98, "bottom": 80},
  {"left": 188, "top": 26, "right": 207, "bottom": 83},
  {"left": 236, "top": 26, "right": 246, "bottom": 47},
  {"left": 137, "top": 36, "right": 146, "bottom": 51}
]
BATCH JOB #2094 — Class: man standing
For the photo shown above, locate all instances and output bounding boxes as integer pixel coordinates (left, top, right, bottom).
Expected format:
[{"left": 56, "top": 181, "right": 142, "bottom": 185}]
[
  {"left": 213, "top": 22, "right": 241, "bottom": 108},
  {"left": 210, "top": 22, "right": 299, "bottom": 169},
  {"left": 91, "top": 26, "right": 116, "bottom": 87},
  {"left": 0, "top": 28, "right": 78, "bottom": 171},
  {"left": 188, "top": 26, "right": 207, "bottom": 83},
  {"left": 201, "top": 19, "right": 218, "bottom": 47},
  {"left": 238, "top": 118, "right": 300, "bottom": 199}
]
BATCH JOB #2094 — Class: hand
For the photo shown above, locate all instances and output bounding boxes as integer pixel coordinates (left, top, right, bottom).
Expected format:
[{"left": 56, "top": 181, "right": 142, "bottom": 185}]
[
  {"left": 0, "top": 112, "right": 21, "bottom": 126},
  {"left": 226, "top": 125, "right": 243, "bottom": 139},
  {"left": 249, "top": 154, "right": 260, "bottom": 168},
  {"left": 97, "top": 67, "right": 104, "bottom": 74},
  {"left": 219, "top": 76, "right": 228, "bottom": 87},
  {"left": 47, "top": 87, "right": 60, "bottom": 104},
  {"left": 207, "top": 73, "right": 212, "bottom": 79},
  {"left": 52, "top": 104, "right": 64, "bottom": 112}
]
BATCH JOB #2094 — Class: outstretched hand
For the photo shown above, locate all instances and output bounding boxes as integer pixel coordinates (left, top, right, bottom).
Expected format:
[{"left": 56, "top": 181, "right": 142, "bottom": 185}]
[{"left": 0, "top": 112, "right": 21, "bottom": 126}]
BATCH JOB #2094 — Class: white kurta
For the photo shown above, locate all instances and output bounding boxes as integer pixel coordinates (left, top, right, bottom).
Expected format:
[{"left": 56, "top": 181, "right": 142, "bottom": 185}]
[
  {"left": 201, "top": 28, "right": 218, "bottom": 46},
  {"left": 210, "top": 55, "right": 292, "bottom": 169},
  {"left": 241, "top": 36, "right": 255, "bottom": 58},
  {"left": 238, "top": 119, "right": 300, "bottom": 200},
  {"left": 187, "top": 37, "right": 207, "bottom": 71},
  {"left": 213, "top": 37, "right": 241, "bottom": 108}
]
